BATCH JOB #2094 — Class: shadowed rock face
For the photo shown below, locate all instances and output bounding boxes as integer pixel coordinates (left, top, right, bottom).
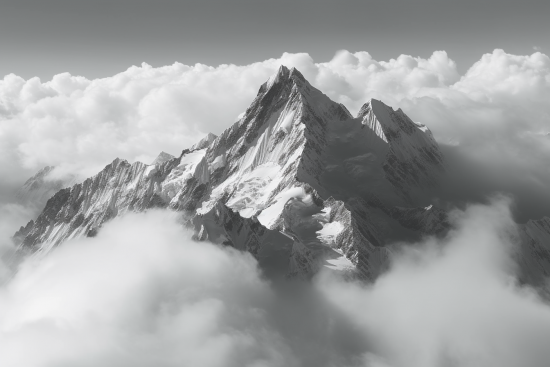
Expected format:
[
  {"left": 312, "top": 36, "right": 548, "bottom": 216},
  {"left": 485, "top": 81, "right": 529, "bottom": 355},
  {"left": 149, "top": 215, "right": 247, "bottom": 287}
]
[
  {"left": 16, "top": 65, "right": 548, "bottom": 283},
  {"left": 517, "top": 217, "right": 550, "bottom": 289}
]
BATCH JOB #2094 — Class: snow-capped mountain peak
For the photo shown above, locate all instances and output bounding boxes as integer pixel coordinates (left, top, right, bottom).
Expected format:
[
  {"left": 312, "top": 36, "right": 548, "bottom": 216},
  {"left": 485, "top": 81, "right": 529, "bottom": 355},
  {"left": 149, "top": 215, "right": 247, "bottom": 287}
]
[{"left": 11, "top": 67, "right": 477, "bottom": 281}]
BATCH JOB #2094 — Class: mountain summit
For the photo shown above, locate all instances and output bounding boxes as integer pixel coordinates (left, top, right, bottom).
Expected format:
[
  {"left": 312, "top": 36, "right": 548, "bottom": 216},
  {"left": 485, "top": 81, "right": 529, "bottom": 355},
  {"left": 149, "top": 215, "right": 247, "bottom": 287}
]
[{"left": 12, "top": 66, "right": 477, "bottom": 280}]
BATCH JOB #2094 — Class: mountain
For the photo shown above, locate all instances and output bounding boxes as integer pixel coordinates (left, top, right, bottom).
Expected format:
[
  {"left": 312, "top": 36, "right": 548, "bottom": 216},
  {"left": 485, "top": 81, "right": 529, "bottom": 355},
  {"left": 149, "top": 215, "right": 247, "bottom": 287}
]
[
  {"left": 16, "top": 166, "right": 76, "bottom": 212},
  {"left": 15, "top": 66, "right": 547, "bottom": 283},
  {"left": 151, "top": 151, "right": 175, "bottom": 166}
]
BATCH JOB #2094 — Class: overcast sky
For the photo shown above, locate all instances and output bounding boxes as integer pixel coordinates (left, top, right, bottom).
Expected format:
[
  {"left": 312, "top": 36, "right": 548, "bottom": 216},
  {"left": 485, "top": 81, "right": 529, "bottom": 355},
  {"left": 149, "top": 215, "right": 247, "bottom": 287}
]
[{"left": 1, "top": 0, "right": 549, "bottom": 80}]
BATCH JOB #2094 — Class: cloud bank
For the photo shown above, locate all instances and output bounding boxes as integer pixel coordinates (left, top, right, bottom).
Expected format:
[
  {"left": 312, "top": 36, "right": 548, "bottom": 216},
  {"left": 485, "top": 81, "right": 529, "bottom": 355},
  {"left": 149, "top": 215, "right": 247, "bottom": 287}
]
[
  {"left": 0, "top": 48, "right": 549, "bottom": 256},
  {"left": 0, "top": 50, "right": 463, "bottom": 184},
  {"left": 1, "top": 201, "right": 550, "bottom": 367},
  {"left": 322, "top": 197, "right": 550, "bottom": 367},
  {"left": 1, "top": 50, "right": 549, "bottom": 213}
]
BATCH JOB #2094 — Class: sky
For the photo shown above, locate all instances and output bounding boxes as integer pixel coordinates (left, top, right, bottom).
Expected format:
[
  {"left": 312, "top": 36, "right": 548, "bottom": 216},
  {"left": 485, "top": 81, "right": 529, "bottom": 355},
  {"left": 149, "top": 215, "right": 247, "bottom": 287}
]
[{"left": 1, "top": 0, "right": 549, "bottom": 81}]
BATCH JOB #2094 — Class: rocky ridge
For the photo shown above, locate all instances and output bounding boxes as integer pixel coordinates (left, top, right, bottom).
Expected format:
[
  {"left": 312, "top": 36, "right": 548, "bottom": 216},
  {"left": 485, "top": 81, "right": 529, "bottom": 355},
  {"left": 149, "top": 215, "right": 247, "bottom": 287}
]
[{"left": 14, "top": 66, "right": 550, "bottom": 283}]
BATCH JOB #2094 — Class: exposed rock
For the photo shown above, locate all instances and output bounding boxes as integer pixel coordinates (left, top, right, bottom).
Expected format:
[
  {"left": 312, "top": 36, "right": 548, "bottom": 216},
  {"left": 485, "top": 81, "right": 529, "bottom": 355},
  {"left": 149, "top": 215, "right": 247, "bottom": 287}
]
[{"left": 14, "top": 66, "right": 457, "bottom": 281}]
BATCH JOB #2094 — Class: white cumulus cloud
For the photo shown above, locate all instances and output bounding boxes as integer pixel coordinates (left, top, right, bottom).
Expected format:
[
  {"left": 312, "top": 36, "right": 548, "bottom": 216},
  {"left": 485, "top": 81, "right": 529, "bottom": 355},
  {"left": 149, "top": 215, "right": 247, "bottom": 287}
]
[
  {"left": 1, "top": 200, "right": 550, "bottom": 366},
  {"left": 1, "top": 49, "right": 550, "bottom": 220}
]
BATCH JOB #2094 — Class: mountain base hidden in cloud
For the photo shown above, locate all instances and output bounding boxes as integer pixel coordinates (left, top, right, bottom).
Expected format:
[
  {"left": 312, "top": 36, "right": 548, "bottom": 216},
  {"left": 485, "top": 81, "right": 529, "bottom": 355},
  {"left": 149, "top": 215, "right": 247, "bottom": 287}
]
[{"left": 12, "top": 66, "right": 550, "bottom": 287}]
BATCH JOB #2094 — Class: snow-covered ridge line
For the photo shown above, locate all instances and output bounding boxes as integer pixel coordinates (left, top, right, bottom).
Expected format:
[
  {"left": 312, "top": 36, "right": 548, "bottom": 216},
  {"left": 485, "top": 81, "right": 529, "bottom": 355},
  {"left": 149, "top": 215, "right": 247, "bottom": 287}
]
[{"left": 18, "top": 65, "right": 550, "bottom": 284}]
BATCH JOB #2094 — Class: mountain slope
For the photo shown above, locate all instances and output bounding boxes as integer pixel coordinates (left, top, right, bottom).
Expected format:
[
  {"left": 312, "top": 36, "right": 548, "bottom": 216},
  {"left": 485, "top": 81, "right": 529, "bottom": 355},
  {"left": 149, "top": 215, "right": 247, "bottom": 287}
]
[{"left": 14, "top": 66, "right": 449, "bottom": 280}]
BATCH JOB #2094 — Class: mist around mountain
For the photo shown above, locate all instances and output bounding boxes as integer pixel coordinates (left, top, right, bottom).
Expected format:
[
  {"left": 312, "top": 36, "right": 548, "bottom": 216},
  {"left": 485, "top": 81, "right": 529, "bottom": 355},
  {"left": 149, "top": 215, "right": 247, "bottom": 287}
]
[
  {"left": 1, "top": 62, "right": 550, "bottom": 367},
  {"left": 11, "top": 66, "right": 449, "bottom": 279}
]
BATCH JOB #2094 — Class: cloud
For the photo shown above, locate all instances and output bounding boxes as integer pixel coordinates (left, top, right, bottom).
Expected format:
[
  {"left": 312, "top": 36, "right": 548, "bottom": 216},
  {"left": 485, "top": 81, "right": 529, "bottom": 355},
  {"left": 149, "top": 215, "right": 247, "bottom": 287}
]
[
  {"left": 0, "top": 203, "right": 32, "bottom": 283},
  {"left": 1, "top": 49, "right": 550, "bottom": 221},
  {"left": 0, "top": 211, "right": 294, "bottom": 367},
  {"left": 0, "top": 62, "right": 277, "bottom": 192},
  {"left": 1, "top": 200, "right": 549, "bottom": 367},
  {"left": 2, "top": 48, "right": 550, "bottom": 366},
  {"left": 320, "top": 196, "right": 550, "bottom": 367},
  {"left": 0, "top": 210, "right": 372, "bottom": 367},
  {"left": 395, "top": 50, "right": 550, "bottom": 220}
]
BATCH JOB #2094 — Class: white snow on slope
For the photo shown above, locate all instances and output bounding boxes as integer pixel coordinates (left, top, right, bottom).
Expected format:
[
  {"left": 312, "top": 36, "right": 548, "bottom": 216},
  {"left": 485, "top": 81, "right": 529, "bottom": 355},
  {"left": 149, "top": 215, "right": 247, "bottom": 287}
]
[
  {"left": 257, "top": 187, "right": 306, "bottom": 227},
  {"left": 324, "top": 254, "right": 355, "bottom": 271},
  {"left": 163, "top": 149, "right": 208, "bottom": 201},
  {"left": 316, "top": 221, "right": 344, "bottom": 246},
  {"left": 278, "top": 110, "right": 295, "bottom": 133}
]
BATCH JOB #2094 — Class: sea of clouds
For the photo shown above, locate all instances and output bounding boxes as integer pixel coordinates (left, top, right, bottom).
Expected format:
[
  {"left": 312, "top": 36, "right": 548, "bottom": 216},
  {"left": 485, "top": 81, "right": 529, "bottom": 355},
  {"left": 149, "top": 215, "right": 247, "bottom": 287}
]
[
  {"left": 1, "top": 50, "right": 550, "bottom": 366},
  {"left": 1, "top": 199, "right": 550, "bottom": 367}
]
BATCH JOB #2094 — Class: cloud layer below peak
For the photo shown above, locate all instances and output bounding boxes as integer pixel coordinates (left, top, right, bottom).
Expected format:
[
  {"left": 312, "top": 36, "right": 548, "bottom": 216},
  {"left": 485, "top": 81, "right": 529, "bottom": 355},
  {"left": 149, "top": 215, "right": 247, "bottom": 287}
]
[{"left": 2, "top": 200, "right": 550, "bottom": 367}]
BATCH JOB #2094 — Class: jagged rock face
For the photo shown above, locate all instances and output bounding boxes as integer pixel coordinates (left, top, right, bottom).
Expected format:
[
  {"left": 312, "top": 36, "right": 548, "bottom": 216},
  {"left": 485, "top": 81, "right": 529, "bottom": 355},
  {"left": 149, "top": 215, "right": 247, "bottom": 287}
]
[
  {"left": 15, "top": 157, "right": 184, "bottom": 251},
  {"left": 357, "top": 99, "right": 444, "bottom": 203},
  {"left": 16, "top": 166, "right": 76, "bottom": 212},
  {"left": 198, "top": 66, "right": 351, "bottom": 219},
  {"left": 15, "top": 66, "right": 452, "bottom": 280},
  {"left": 192, "top": 201, "right": 294, "bottom": 279}
]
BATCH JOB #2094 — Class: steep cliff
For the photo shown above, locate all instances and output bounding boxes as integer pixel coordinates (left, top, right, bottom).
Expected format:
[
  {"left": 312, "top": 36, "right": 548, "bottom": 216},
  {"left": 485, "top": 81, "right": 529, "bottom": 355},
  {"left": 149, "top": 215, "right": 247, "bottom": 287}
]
[{"left": 14, "top": 66, "right": 451, "bottom": 280}]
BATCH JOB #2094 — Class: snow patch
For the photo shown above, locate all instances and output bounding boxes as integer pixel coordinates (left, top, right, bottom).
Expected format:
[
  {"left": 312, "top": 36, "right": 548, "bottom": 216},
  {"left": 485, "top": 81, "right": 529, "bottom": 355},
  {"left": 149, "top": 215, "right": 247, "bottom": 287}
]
[
  {"left": 257, "top": 187, "right": 306, "bottom": 227},
  {"left": 217, "top": 163, "right": 281, "bottom": 218},
  {"left": 211, "top": 154, "right": 226, "bottom": 171},
  {"left": 316, "top": 221, "right": 344, "bottom": 246},
  {"left": 413, "top": 121, "right": 430, "bottom": 133}
]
